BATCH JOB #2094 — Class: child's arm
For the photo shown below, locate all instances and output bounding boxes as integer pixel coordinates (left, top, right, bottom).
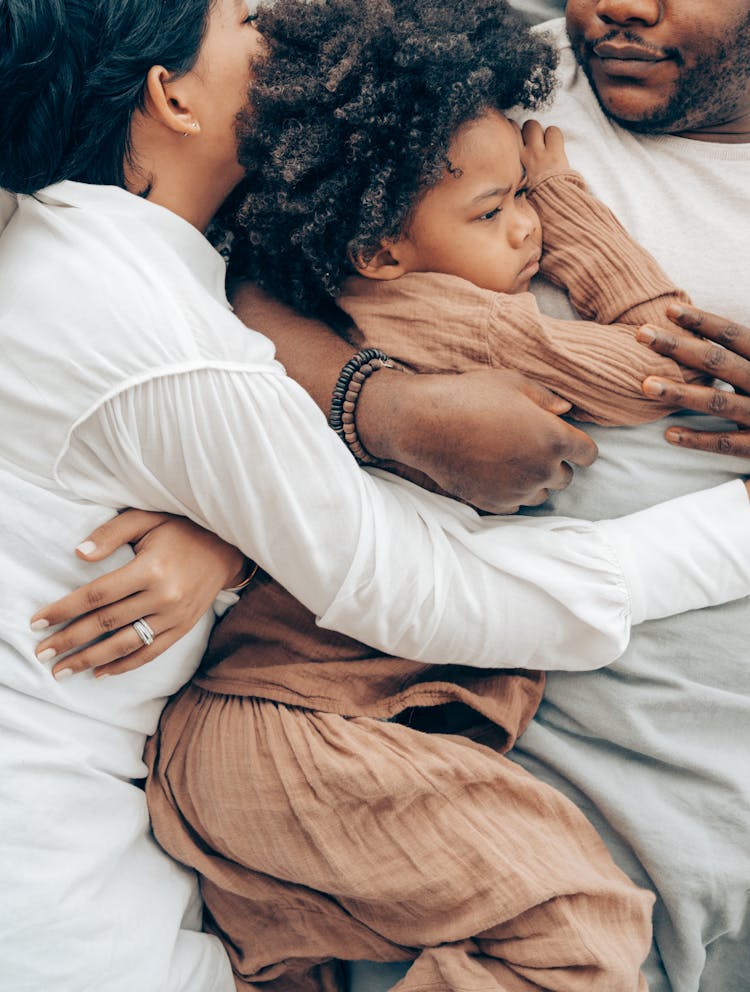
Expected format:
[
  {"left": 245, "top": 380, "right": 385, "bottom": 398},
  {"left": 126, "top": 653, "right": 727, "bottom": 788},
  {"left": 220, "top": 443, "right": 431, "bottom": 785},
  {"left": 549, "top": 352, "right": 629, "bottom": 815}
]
[
  {"left": 528, "top": 170, "right": 691, "bottom": 331},
  {"left": 485, "top": 291, "right": 692, "bottom": 425},
  {"left": 491, "top": 122, "right": 706, "bottom": 425},
  {"left": 522, "top": 122, "right": 692, "bottom": 330}
]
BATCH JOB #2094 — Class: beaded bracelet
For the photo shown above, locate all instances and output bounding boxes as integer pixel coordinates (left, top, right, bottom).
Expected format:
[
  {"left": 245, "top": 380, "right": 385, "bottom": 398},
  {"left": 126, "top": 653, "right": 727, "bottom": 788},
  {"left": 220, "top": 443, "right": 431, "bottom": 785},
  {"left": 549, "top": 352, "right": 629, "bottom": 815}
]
[{"left": 329, "top": 348, "right": 393, "bottom": 464}]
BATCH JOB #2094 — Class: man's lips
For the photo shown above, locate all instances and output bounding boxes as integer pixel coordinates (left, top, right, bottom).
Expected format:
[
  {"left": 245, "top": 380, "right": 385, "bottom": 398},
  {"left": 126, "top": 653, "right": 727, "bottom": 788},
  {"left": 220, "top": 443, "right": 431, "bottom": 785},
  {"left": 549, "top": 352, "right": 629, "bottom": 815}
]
[
  {"left": 588, "top": 38, "right": 675, "bottom": 79},
  {"left": 593, "top": 41, "right": 669, "bottom": 62}
]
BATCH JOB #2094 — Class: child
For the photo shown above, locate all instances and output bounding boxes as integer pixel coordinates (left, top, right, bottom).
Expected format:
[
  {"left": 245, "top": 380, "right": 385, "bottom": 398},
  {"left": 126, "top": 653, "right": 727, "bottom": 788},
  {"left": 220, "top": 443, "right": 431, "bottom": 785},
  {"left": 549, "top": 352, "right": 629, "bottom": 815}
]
[{"left": 147, "top": 1, "right": 700, "bottom": 988}]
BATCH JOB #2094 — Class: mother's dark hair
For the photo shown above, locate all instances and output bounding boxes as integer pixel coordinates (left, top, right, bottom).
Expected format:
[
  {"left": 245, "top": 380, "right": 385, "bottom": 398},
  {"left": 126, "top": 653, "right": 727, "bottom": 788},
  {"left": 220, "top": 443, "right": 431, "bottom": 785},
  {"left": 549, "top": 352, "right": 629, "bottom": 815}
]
[{"left": 0, "top": 0, "right": 214, "bottom": 194}]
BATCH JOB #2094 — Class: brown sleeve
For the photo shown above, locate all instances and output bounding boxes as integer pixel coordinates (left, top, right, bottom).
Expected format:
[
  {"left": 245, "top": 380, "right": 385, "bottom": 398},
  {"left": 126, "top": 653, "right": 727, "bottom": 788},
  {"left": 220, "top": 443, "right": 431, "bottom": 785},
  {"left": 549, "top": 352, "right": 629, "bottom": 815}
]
[
  {"left": 485, "top": 292, "right": 695, "bottom": 426},
  {"left": 514, "top": 171, "right": 707, "bottom": 422},
  {"left": 527, "top": 170, "right": 693, "bottom": 328}
]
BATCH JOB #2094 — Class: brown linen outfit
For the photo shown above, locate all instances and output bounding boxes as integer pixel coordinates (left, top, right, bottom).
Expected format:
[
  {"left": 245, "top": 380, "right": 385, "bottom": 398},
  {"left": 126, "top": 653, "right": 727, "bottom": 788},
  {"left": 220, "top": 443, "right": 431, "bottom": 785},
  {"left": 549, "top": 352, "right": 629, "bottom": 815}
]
[{"left": 146, "top": 172, "right": 697, "bottom": 992}]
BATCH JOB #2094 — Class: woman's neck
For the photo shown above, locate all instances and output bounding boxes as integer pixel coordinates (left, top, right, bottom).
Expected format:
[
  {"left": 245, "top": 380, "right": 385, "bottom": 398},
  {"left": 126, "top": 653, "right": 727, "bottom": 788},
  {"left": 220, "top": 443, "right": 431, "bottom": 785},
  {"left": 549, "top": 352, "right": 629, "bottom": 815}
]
[{"left": 126, "top": 116, "right": 242, "bottom": 232}]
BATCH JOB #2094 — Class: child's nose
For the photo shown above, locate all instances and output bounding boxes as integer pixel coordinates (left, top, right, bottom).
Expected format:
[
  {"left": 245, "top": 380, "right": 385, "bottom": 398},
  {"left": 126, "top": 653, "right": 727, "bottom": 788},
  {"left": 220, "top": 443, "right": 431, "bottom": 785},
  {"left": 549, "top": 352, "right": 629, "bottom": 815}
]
[{"left": 508, "top": 199, "right": 537, "bottom": 247}]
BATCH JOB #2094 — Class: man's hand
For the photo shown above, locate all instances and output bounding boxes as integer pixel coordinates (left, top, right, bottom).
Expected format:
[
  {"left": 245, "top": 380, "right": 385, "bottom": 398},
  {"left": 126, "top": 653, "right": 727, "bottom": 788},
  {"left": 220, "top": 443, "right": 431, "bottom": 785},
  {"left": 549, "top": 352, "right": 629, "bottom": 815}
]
[
  {"left": 637, "top": 304, "right": 750, "bottom": 457},
  {"left": 232, "top": 281, "right": 598, "bottom": 512},
  {"left": 359, "top": 368, "right": 598, "bottom": 513}
]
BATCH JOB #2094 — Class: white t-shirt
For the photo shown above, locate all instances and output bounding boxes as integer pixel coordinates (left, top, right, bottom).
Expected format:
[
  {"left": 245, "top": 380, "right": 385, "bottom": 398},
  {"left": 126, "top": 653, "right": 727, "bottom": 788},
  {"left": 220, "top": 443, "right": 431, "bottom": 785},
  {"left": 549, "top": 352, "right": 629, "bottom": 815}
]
[{"left": 1, "top": 177, "right": 749, "bottom": 992}]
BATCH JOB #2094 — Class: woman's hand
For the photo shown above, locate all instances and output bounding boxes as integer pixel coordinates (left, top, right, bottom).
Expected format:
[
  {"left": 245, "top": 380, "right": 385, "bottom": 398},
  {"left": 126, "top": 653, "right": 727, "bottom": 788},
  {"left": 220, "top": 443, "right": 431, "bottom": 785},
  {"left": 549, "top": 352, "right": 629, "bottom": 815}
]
[
  {"left": 30, "top": 510, "right": 249, "bottom": 680},
  {"left": 637, "top": 304, "right": 750, "bottom": 457}
]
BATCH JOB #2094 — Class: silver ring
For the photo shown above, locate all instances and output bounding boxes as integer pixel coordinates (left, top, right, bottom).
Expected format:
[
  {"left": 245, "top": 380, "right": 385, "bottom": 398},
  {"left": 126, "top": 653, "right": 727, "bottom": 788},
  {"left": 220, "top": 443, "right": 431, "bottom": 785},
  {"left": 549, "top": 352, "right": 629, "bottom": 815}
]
[{"left": 132, "top": 619, "right": 155, "bottom": 647}]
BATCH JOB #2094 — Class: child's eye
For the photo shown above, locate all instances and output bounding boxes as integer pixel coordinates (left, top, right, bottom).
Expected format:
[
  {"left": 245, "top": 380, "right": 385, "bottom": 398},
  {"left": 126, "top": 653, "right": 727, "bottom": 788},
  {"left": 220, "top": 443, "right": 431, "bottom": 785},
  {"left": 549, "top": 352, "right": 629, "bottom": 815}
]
[
  {"left": 244, "top": 13, "right": 258, "bottom": 23},
  {"left": 479, "top": 206, "right": 502, "bottom": 222}
]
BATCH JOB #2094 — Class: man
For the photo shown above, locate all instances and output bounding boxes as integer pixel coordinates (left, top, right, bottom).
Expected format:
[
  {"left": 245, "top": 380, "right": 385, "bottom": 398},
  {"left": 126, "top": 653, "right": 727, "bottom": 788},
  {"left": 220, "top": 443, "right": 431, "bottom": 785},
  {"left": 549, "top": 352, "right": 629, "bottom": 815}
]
[{"left": 350, "top": 2, "right": 750, "bottom": 991}]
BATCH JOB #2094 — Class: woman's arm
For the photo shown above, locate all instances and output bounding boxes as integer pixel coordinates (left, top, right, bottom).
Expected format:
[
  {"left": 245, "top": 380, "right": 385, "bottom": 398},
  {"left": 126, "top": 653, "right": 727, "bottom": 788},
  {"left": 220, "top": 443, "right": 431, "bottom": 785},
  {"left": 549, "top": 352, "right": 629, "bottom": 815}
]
[
  {"left": 37, "top": 358, "right": 750, "bottom": 678},
  {"left": 29, "top": 475, "right": 750, "bottom": 677}
]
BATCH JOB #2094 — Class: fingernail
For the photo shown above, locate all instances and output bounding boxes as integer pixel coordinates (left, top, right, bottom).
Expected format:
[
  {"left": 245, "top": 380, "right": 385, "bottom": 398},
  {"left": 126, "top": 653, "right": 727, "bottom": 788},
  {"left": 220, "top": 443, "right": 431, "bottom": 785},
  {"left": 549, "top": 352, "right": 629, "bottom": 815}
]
[
  {"left": 76, "top": 540, "right": 97, "bottom": 556},
  {"left": 53, "top": 668, "right": 74, "bottom": 681},
  {"left": 37, "top": 647, "right": 57, "bottom": 663},
  {"left": 94, "top": 672, "right": 110, "bottom": 680},
  {"left": 30, "top": 618, "right": 50, "bottom": 632},
  {"left": 666, "top": 304, "right": 685, "bottom": 318},
  {"left": 666, "top": 429, "right": 683, "bottom": 444},
  {"left": 636, "top": 326, "right": 656, "bottom": 344},
  {"left": 642, "top": 379, "right": 665, "bottom": 397}
]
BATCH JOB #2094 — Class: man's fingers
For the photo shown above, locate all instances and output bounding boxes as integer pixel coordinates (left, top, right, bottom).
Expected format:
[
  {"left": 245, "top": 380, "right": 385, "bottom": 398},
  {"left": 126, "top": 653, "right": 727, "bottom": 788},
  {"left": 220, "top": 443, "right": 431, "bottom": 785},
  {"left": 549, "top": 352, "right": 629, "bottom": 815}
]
[
  {"left": 637, "top": 324, "right": 750, "bottom": 392},
  {"left": 667, "top": 304, "right": 750, "bottom": 360},
  {"left": 664, "top": 426, "right": 750, "bottom": 458},
  {"left": 521, "top": 377, "right": 571, "bottom": 415},
  {"left": 642, "top": 377, "right": 750, "bottom": 426},
  {"left": 561, "top": 423, "right": 598, "bottom": 468}
]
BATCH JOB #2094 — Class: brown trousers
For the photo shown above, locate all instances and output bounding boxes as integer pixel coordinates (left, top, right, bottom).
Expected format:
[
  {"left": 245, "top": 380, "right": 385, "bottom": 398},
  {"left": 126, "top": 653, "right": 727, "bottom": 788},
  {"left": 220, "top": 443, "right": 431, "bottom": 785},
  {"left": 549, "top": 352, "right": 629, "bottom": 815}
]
[{"left": 147, "top": 687, "right": 652, "bottom": 991}]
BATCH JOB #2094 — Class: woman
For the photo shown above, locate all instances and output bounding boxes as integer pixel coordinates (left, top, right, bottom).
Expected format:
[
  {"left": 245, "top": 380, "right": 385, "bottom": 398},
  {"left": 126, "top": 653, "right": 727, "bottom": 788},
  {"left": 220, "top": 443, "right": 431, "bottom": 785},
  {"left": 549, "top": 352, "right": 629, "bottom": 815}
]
[{"left": 3, "top": 2, "right": 750, "bottom": 991}]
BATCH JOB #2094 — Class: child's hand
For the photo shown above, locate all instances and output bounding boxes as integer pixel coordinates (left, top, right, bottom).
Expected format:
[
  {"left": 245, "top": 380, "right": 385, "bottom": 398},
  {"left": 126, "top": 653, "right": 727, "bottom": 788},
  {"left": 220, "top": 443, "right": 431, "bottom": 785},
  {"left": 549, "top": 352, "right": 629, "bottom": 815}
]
[
  {"left": 29, "top": 510, "right": 250, "bottom": 680},
  {"left": 520, "top": 120, "right": 570, "bottom": 184}
]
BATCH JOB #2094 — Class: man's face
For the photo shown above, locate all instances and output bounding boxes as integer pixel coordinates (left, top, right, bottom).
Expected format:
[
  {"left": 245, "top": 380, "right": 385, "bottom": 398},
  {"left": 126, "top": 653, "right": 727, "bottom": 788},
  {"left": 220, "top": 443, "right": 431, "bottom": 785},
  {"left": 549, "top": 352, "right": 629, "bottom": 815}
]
[{"left": 565, "top": 0, "right": 750, "bottom": 135}]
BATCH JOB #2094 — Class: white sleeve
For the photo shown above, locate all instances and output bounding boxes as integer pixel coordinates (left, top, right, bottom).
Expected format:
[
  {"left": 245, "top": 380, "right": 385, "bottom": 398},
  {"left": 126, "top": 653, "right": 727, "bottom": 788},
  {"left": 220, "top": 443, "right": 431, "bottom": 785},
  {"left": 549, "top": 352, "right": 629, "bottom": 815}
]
[{"left": 57, "top": 366, "right": 750, "bottom": 672}]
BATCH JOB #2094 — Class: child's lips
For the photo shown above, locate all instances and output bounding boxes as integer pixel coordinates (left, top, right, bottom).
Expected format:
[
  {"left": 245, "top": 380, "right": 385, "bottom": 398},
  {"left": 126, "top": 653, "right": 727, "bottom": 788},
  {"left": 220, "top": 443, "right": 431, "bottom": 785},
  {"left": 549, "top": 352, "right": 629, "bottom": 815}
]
[{"left": 518, "top": 252, "right": 541, "bottom": 280}]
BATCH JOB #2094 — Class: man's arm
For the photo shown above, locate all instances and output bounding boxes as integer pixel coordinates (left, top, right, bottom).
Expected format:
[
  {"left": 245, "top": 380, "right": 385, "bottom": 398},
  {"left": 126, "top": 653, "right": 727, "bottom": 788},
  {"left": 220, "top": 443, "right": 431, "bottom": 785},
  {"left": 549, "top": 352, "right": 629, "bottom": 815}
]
[{"left": 231, "top": 281, "right": 598, "bottom": 513}]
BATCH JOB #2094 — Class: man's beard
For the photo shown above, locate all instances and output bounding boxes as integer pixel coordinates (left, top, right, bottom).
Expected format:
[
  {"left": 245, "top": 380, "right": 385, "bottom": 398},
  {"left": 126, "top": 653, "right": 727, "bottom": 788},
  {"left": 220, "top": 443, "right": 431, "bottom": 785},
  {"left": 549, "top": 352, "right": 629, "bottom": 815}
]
[{"left": 570, "top": 11, "right": 750, "bottom": 135}]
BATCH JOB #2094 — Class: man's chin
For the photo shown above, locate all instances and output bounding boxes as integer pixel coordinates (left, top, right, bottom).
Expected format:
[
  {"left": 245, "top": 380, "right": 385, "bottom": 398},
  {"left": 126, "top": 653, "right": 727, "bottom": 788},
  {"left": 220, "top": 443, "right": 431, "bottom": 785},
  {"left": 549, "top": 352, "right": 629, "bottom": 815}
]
[{"left": 583, "top": 64, "right": 681, "bottom": 134}]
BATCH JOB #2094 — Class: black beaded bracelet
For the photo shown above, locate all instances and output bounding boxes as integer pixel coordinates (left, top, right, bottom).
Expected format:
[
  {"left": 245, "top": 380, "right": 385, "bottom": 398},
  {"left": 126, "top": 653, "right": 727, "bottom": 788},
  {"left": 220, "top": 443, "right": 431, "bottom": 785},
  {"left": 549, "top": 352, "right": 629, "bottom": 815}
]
[{"left": 329, "top": 348, "right": 393, "bottom": 464}]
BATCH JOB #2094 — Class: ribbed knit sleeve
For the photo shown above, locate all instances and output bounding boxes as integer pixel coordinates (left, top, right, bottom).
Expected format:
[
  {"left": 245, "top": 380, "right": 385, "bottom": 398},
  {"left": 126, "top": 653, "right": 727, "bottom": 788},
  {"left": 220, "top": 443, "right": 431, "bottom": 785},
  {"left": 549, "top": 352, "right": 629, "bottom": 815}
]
[
  {"left": 528, "top": 170, "right": 691, "bottom": 326},
  {"left": 483, "top": 170, "right": 708, "bottom": 425}
]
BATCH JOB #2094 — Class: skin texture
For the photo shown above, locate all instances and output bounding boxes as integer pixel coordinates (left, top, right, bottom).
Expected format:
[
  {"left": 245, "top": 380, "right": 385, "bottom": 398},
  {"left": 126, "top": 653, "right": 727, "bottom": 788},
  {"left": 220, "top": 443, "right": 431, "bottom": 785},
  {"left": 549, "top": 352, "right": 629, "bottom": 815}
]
[
  {"left": 30, "top": 513, "right": 247, "bottom": 679},
  {"left": 565, "top": 0, "right": 750, "bottom": 141},
  {"left": 638, "top": 305, "right": 750, "bottom": 456}
]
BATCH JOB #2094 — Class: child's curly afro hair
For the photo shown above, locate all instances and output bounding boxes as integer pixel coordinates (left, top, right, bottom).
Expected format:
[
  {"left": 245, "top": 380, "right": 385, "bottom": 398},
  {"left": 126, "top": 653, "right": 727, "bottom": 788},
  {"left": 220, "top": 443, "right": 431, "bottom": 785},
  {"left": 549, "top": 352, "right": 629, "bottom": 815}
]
[{"left": 232, "top": 0, "right": 558, "bottom": 316}]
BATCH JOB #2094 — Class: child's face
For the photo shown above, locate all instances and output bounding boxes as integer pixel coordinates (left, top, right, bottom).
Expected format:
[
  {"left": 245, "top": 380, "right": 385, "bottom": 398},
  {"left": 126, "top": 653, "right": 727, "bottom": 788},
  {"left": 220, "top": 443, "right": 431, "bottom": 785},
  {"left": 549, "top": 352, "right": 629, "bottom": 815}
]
[{"left": 380, "top": 111, "right": 542, "bottom": 295}]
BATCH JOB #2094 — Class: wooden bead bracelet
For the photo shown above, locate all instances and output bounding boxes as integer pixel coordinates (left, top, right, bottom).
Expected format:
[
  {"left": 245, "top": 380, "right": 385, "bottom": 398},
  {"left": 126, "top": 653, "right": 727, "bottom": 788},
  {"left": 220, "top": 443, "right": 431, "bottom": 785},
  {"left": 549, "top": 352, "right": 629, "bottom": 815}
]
[{"left": 328, "top": 348, "right": 392, "bottom": 464}]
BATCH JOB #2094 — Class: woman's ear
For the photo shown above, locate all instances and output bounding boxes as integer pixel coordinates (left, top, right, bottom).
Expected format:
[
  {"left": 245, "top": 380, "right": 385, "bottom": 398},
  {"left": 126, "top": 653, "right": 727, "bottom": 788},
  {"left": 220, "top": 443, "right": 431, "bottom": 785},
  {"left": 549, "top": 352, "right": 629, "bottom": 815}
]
[
  {"left": 143, "top": 65, "right": 202, "bottom": 137},
  {"left": 352, "top": 240, "right": 413, "bottom": 281}
]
